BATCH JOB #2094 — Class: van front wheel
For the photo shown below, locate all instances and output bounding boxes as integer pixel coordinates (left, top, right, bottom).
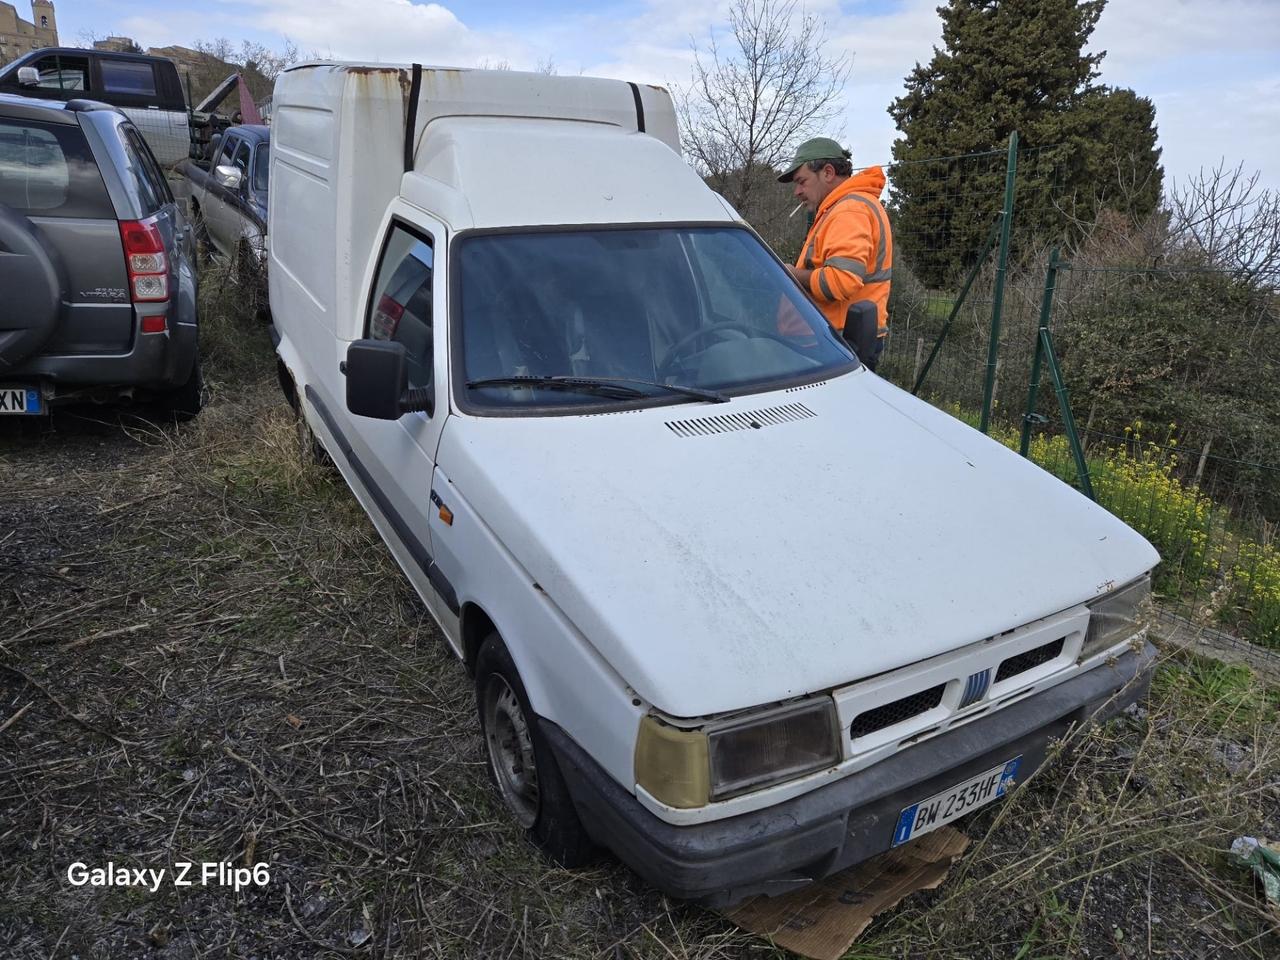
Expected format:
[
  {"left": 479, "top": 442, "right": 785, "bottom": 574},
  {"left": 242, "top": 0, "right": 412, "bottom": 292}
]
[{"left": 475, "top": 633, "right": 594, "bottom": 867}]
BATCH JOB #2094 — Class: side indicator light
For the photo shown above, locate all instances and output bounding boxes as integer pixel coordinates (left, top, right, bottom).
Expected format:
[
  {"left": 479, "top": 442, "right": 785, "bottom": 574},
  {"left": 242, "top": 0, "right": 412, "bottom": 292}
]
[{"left": 430, "top": 489, "right": 453, "bottom": 525}]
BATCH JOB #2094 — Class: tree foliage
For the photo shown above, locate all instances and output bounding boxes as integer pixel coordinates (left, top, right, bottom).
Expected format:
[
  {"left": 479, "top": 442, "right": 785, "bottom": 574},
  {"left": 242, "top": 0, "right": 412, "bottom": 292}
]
[
  {"left": 186, "top": 38, "right": 299, "bottom": 106},
  {"left": 675, "top": 0, "right": 849, "bottom": 254},
  {"left": 888, "top": 0, "right": 1163, "bottom": 285}
]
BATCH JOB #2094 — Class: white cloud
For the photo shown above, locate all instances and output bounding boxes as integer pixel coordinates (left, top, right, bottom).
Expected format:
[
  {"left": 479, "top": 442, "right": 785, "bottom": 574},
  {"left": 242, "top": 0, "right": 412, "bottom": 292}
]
[
  {"left": 1089, "top": 0, "right": 1280, "bottom": 73},
  {"left": 66, "top": 0, "right": 1279, "bottom": 190},
  {"left": 234, "top": 0, "right": 529, "bottom": 66}
]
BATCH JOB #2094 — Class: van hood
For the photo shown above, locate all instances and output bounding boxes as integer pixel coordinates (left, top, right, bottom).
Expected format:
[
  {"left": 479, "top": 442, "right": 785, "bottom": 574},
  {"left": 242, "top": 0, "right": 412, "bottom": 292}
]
[{"left": 438, "top": 372, "right": 1158, "bottom": 717}]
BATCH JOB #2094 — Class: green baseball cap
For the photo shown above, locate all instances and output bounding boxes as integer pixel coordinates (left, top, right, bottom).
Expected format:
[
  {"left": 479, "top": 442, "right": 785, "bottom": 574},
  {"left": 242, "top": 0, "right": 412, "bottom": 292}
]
[{"left": 777, "top": 136, "right": 852, "bottom": 182}]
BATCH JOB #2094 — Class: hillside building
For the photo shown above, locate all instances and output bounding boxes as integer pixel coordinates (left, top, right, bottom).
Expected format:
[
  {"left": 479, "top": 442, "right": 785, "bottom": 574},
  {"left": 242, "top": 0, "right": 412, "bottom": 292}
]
[{"left": 0, "top": 1, "right": 57, "bottom": 65}]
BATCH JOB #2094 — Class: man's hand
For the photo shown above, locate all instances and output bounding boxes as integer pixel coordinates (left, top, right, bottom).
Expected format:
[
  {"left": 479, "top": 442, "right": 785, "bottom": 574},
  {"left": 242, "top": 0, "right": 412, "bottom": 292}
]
[{"left": 788, "top": 265, "right": 814, "bottom": 288}]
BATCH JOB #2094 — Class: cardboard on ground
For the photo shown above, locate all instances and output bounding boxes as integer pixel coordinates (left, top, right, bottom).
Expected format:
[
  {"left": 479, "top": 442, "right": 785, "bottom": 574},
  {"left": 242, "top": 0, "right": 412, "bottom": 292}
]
[{"left": 724, "top": 827, "right": 970, "bottom": 960}]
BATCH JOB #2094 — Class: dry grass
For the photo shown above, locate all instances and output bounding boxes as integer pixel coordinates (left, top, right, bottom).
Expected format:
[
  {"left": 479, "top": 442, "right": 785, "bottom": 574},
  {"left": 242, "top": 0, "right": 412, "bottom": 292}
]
[{"left": 0, "top": 297, "right": 1277, "bottom": 958}]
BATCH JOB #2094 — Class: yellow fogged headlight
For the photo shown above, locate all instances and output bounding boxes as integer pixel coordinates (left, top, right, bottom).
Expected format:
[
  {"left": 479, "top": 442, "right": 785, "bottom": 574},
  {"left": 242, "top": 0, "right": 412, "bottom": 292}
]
[
  {"left": 635, "top": 698, "right": 842, "bottom": 809},
  {"left": 634, "top": 716, "right": 710, "bottom": 809},
  {"left": 1081, "top": 574, "right": 1152, "bottom": 661},
  {"left": 707, "top": 699, "right": 840, "bottom": 801}
]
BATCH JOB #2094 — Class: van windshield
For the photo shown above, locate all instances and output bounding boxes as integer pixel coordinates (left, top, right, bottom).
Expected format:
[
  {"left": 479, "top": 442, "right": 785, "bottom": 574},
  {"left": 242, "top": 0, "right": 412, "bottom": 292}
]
[{"left": 456, "top": 226, "right": 856, "bottom": 411}]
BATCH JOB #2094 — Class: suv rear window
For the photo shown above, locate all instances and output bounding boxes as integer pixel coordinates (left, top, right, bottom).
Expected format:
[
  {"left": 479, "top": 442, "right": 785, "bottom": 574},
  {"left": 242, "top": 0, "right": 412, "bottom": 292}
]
[{"left": 0, "top": 116, "right": 113, "bottom": 218}]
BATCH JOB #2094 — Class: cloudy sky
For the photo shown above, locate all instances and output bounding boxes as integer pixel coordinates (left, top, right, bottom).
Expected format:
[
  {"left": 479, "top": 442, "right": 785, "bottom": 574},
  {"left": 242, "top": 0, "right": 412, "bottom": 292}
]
[{"left": 55, "top": 0, "right": 1280, "bottom": 192}]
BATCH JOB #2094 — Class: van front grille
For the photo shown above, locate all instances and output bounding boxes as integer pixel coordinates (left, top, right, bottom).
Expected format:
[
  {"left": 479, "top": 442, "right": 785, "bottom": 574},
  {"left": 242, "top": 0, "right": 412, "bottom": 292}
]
[
  {"left": 995, "top": 636, "right": 1066, "bottom": 684},
  {"left": 849, "top": 684, "right": 946, "bottom": 739}
]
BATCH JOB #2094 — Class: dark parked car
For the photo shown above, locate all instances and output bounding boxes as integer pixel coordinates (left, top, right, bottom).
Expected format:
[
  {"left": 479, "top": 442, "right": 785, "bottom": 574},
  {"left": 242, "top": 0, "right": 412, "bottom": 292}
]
[
  {"left": 176, "top": 124, "right": 268, "bottom": 262},
  {"left": 0, "top": 94, "right": 200, "bottom": 418}
]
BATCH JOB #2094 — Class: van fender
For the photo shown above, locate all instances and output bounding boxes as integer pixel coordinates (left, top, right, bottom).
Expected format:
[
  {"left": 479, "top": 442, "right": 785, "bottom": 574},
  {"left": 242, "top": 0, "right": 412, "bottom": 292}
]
[
  {"left": 272, "top": 327, "right": 305, "bottom": 403},
  {"left": 430, "top": 464, "right": 645, "bottom": 791}
]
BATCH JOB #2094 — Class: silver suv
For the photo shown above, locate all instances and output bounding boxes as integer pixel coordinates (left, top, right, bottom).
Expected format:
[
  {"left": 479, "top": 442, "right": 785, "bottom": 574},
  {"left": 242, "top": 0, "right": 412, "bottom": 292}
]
[{"left": 0, "top": 94, "right": 200, "bottom": 418}]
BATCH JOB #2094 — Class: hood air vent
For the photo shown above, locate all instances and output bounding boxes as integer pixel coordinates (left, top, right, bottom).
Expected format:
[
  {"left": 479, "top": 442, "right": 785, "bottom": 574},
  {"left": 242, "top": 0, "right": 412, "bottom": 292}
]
[{"left": 665, "top": 402, "right": 815, "bottom": 437}]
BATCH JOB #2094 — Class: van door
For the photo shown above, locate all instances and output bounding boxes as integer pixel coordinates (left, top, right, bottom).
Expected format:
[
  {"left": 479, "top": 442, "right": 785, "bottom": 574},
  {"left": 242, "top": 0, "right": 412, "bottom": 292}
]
[{"left": 332, "top": 212, "right": 450, "bottom": 620}]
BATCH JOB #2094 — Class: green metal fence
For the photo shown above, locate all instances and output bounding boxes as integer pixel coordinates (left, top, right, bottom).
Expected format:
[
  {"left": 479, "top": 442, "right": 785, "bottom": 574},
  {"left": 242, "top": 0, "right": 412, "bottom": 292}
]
[
  {"left": 878, "top": 137, "right": 1067, "bottom": 429},
  {"left": 864, "top": 138, "right": 1280, "bottom": 656},
  {"left": 1015, "top": 258, "right": 1280, "bottom": 653}
]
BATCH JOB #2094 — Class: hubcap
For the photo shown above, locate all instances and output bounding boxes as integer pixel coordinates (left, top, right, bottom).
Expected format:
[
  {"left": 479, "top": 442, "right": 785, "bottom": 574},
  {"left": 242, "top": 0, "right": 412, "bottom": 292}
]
[{"left": 483, "top": 675, "right": 540, "bottom": 828}]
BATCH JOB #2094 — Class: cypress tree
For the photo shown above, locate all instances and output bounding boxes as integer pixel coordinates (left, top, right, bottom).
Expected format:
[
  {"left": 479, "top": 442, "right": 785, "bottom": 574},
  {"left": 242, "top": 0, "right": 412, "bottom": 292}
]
[{"left": 888, "top": 0, "right": 1161, "bottom": 285}]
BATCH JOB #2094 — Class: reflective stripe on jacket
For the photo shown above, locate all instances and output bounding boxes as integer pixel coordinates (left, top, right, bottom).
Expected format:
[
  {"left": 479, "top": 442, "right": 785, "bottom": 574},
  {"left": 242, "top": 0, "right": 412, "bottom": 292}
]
[{"left": 795, "top": 167, "right": 892, "bottom": 335}]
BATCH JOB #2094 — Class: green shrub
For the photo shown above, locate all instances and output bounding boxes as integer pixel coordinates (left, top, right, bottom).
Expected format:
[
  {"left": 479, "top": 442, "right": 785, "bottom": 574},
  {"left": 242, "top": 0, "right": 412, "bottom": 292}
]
[{"left": 1227, "top": 540, "right": 1280, "bottom": 649}]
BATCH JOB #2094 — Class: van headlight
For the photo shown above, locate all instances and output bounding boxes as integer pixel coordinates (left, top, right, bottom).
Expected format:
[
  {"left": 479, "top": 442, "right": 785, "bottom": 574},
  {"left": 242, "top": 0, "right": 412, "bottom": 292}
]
[
  {"left": 635, "top": 698, "right": 840, "bottom": 808},
  {"left": 1081, "top": 574, "right": 1152, "bottom": 661}
]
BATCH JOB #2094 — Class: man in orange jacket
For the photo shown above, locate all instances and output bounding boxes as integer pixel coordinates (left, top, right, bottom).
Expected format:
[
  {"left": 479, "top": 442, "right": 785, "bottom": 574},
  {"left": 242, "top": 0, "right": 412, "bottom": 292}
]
[{"left": 778, "top": 137, "right": 892, "bottom": 371}]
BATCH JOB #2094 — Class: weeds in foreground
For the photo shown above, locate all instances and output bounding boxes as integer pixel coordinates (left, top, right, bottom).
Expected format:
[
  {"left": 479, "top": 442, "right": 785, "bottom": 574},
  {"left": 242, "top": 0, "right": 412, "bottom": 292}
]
[{"left": 857, "top": 647, "right": 1280, "bottom": 958}]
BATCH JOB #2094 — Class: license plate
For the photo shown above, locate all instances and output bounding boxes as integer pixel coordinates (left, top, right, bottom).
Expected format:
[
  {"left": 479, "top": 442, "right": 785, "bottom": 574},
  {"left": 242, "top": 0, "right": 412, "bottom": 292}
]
[
  {"left": 892, "top": 756, "right": 1022, "bottom": 846},
  {"left": 0, "top": 387, "right": 41, "bottom": 415}
]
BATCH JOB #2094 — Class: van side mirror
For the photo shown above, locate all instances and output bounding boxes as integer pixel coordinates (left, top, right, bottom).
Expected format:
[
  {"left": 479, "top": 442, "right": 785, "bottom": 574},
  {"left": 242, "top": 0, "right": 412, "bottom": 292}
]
[
  {"left": 842, "top": 300, "right": 879, "bottom": 366},
  {"left": 17, "top": 67, "right": 39, "bottom": 87},
  {"left": 345, "top": 340, "right": 432, "bottom": 419},
  {"left": 214, "top": 164, "right": 243, "bottom": 190}
]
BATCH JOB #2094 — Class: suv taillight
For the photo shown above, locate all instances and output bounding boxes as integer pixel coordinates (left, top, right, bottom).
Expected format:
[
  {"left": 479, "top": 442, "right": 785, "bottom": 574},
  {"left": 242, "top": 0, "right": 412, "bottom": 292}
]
[{"left": 119, "top": 217, "right": 169, "bottom": 304}]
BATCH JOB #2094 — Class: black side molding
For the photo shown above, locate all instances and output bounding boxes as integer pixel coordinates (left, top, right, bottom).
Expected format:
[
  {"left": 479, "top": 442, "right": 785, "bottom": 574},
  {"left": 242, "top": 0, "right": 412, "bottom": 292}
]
[
  {"left": 304, "top": 385, "right": 460, "bottom": 615},
  {"left": 405, "top": 63, "right": 423, "bottom": 173},
  {"left": 627, "top": 82, "right": 645, "bottom": 133}
]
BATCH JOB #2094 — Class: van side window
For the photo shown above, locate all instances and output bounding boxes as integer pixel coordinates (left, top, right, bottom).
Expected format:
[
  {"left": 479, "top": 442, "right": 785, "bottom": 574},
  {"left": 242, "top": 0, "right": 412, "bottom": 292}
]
[
  {"left": 100, "top": 60, "right": 157, "bottom": 97},
  {"left": 367, "top": 225, "right": 434, "bottom": 395}
]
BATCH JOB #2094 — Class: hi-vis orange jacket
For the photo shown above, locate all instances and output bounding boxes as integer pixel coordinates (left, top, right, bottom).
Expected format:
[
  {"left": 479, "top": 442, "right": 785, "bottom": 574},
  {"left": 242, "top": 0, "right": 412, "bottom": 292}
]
[{"left": 795, "top": 167, "right": 893, "bottom": 335}]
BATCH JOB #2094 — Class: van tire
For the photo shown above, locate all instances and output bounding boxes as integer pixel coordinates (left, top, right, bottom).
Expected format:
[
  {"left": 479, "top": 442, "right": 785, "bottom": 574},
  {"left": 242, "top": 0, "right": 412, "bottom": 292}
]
[
  {"left": 296, "top": 414, "right": 334, "bottom": 471},
  {"left": 475, "top": 632, "right": 595, "bottom": 868}
]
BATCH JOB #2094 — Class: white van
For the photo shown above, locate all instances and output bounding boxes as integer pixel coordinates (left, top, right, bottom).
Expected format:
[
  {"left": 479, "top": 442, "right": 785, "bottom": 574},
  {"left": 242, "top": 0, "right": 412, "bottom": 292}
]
[{"left": 268, "top": 62, "right": 1159, "bottom": 905}]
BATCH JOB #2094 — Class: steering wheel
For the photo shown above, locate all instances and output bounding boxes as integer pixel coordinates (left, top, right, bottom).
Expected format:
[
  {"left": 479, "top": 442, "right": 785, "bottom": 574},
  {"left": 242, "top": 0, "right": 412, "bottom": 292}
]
[{"left": 656, "top": 321, "right": 805, "bottom": 380}]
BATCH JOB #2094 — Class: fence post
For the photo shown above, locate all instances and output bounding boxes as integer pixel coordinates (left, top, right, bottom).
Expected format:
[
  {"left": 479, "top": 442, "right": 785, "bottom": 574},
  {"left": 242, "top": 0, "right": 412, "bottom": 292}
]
[
  {"left": 980, "top": 131, "right": 1018, "bottom": 434},
  {"left": 1020, "top": 246, "right": 1058, "bottom": 457},
  {"left": 1042, "top": 323, "right": 1095, "bottom": 502}
]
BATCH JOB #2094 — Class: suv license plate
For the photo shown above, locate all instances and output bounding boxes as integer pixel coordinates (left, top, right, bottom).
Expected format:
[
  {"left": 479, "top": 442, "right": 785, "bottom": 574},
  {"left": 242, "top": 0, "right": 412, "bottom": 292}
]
[
  {"left": 892, "top": 756, "right": 1021, "bottom": 846},
  {"left": 0, "top": 388, "right": 41, "bottom": 415}
]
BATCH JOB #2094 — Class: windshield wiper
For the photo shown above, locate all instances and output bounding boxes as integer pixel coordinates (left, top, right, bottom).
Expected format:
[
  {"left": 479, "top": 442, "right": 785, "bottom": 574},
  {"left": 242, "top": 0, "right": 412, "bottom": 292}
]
[
  {"left": 466, "top": 375, "right": 729, "bottom": 403},
  {"left": 466, "top": 375, "right": 647, "bottom": 400}
]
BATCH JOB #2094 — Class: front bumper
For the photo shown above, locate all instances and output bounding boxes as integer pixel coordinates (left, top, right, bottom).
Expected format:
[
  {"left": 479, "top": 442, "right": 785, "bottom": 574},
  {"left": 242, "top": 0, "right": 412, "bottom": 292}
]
[{"left": 545, "top": 641, "right": 1157, "bottom": 907}]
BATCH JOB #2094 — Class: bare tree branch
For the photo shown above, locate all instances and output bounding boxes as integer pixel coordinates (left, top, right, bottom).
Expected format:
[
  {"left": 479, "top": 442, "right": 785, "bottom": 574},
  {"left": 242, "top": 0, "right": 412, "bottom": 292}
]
[
  {"left": 1170, "top": 160, "right": 1280, "bottom": 290},
  {"left": 673, "top": 0, "right": 851, "bottom": 240}
]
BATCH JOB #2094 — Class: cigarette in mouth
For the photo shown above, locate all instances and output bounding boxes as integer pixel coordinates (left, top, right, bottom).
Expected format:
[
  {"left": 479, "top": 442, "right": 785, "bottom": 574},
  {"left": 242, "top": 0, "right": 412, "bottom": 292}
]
[{"left": 789, "top": 202, "right": 805, "bottom": 218}]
